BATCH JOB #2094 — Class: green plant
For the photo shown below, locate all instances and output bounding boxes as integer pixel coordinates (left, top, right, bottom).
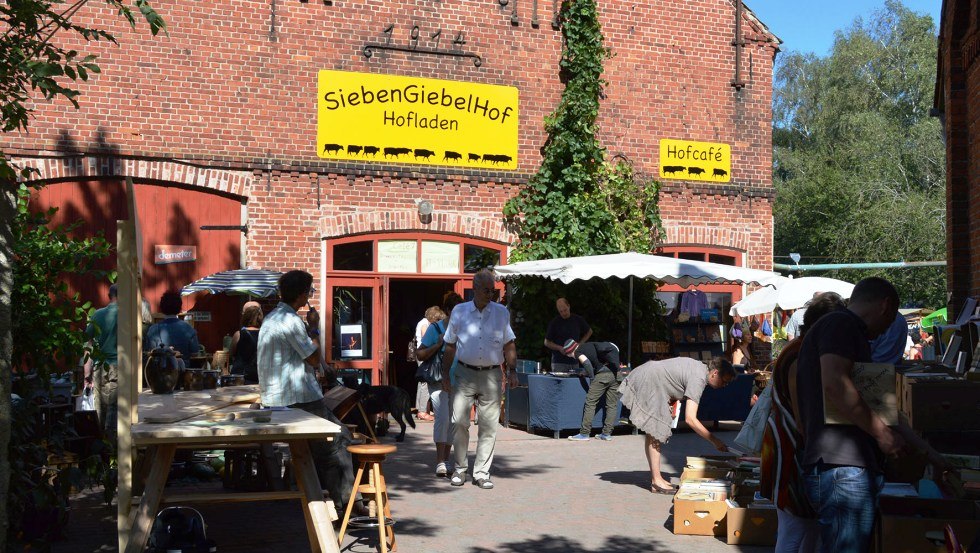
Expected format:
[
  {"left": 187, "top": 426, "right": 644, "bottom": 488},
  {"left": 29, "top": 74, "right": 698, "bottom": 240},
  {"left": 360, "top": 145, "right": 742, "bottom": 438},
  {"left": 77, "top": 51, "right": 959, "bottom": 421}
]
[
  {"left": 1, "top": 2, "right": 165, "bottom": 546},
  {"left": 501, "top": 0, "right": 666, "bottom": 362},
  {"left": 7, "top": 185, "right": 115, "bottom": 549}
]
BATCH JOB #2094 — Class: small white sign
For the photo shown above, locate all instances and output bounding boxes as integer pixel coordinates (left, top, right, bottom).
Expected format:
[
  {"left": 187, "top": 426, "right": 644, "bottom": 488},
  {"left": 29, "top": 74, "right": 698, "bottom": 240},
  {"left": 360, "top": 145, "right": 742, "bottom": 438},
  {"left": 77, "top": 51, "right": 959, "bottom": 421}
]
[
  {"left": 340, "top": 324, "right": 364, "bottom": 357},
  {"left": 377, "top": 240, "right": 417, "bottom": 273},
  {"left": 185, "top": 311, "right": 211, "bottom": 322},
  {"left": 421, "top": 241, "right": 460, "bottom": 274}
]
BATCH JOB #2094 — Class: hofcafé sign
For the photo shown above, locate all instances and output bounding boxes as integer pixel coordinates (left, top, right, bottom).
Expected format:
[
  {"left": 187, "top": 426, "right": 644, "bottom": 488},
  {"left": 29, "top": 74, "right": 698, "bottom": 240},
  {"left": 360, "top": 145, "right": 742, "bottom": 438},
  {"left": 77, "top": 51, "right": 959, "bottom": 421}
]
[{"left": 155, "top": 245, "right": 196, "bottom": 265}]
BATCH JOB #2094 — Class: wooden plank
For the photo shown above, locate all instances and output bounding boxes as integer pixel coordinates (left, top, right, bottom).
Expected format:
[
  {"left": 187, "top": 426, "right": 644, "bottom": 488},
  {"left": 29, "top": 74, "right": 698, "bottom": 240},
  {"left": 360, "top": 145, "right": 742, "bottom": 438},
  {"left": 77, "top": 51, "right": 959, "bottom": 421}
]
[
  {"left": 289, "top": 439, "right": 341, "bottom": 553},
  {"left": 132, "top": 407, "right": 339, "bottom": 445},
  {"left": 139, "top": 386, "right": 258, "bottom": 423},
  {"left": 125, "top": 444, "right": 176, "bottom": 553},
  {"left": 117, "top": 214, "right": 140, "bottom": 553}
]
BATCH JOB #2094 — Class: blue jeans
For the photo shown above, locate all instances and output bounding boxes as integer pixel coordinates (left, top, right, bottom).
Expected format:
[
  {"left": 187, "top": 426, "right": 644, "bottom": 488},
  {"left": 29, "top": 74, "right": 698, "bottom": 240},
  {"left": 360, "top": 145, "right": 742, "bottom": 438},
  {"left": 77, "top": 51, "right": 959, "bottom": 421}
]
[{"left": 804, "top": 464, "right": 883, "bottom": 553}]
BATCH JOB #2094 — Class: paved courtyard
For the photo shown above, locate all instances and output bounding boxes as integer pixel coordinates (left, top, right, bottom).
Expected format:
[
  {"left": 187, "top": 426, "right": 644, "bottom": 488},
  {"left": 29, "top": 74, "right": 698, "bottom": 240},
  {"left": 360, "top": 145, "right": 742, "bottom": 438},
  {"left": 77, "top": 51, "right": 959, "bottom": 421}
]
[{"left": 54, "top": 420, "right": 772, "bottom": 552}]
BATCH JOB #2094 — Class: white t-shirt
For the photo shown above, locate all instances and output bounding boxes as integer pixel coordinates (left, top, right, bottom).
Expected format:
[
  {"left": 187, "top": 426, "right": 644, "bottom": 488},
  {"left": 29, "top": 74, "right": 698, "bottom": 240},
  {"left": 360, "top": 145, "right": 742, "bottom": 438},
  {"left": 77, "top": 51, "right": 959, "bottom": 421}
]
[
  {"left": 414, "top": 317, "right": 430, "bottom": 366},
  {"left": 786, "top": 308, "right": 806, "bottom": 339}
]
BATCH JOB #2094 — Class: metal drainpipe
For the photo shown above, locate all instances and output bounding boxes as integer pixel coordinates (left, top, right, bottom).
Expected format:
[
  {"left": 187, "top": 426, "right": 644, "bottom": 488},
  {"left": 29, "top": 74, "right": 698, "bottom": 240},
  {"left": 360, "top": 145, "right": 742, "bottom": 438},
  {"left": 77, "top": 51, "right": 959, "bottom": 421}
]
[
  {"left": 771, "top": 261, "right": 947, "bottom": 271},
  {"left": 732, "top": 0, "right": 745, "bottom": 90}
]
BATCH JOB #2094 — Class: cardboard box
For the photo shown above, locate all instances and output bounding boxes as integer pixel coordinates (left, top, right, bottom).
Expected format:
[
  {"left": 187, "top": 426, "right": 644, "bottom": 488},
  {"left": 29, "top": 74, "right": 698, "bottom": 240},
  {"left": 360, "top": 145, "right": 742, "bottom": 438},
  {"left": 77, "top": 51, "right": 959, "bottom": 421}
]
[
  {"left": 902, "top": 380, "right": 980, "bottom": 432},
  {"left": 896, "top": 368, "right": 957, "bottom": 411},
  {"left": 726, "top": 506, "right": 778, "bottom": 546},
  {"left": 877, "top": 496, "right": 980, "bottom": 553},
  {"left": 672, "top": 496, "right": 729, "bottom": 536}
]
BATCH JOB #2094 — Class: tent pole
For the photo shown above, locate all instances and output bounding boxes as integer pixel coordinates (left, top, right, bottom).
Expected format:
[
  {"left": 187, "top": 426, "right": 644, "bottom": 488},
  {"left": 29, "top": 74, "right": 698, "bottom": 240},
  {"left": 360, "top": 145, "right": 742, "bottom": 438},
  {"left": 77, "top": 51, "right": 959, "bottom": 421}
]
[{"left": 627, "top": 276, "right": 634, "bottom": 368}]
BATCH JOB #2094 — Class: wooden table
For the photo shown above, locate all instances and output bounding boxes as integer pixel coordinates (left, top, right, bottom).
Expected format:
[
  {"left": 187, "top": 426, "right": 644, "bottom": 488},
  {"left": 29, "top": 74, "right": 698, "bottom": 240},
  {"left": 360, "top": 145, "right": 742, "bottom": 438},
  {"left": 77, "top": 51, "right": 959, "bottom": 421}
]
[{"left": 126, "top": 391, "right": 342, "bottom": 553}]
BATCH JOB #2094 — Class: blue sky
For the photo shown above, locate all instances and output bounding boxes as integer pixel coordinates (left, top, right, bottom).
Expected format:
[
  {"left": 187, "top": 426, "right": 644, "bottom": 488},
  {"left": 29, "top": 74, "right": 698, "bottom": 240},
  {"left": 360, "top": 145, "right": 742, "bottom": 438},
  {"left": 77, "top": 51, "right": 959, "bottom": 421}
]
[{"left": 746, "top": 0, "right": 941, "bottom": 55}]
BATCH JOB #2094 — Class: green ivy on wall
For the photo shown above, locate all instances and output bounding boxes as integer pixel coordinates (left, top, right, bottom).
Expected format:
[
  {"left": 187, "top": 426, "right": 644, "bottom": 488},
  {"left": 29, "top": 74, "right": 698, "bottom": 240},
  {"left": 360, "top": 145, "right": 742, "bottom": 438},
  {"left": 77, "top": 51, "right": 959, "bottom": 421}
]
[{"left": 503, "top": 0, "right": 667, "bottom": 363}]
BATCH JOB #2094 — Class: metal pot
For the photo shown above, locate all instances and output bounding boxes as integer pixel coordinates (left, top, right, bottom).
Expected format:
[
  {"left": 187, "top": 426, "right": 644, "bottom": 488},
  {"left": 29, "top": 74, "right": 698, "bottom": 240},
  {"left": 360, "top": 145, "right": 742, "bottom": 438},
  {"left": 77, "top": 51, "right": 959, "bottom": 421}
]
[
  {"left": 218, "top": 374, "right": 245, "bottom": 388},
  {"left": 182, "top": 369, "right": 204, "bottom": 391},
  {"left": 145, "top": 345, "right": 180, "bottom": 394},
  {"left": 201, "top": 370, "right": 219, "bottom": 390}
]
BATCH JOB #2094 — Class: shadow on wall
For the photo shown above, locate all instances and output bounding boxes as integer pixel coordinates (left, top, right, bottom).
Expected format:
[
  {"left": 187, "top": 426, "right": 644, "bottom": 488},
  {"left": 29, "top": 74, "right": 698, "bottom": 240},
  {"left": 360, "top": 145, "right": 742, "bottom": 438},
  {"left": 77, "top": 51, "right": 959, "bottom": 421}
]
[{"left": 38, "top": 128, "right": 244, "bottom": 350}]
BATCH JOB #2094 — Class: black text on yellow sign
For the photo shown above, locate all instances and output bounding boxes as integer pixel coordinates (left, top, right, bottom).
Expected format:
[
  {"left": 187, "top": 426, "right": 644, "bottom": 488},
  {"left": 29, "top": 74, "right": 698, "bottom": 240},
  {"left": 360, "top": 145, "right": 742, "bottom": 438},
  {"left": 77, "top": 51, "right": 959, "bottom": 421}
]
[
  {"left": 659, "top": 139, "right": 732, "bottom": 183},
  {"left": 317, "top": 70, "right": 519, "bottom": 170}
]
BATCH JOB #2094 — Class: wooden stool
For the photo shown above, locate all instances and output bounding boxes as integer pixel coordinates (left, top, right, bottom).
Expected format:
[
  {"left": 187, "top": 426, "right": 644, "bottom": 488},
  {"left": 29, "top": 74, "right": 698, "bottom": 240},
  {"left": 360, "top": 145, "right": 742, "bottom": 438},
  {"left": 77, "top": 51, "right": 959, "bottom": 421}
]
[{"left": 338, "top": 443, "right": 397, "bottom": 553}]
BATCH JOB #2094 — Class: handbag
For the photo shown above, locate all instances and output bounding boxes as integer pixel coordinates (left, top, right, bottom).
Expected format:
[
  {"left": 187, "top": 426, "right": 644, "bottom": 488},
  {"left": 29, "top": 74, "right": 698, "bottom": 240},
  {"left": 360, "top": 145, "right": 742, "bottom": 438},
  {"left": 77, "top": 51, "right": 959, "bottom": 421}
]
[
  {"left": 733, "top": 385, "right": 772, "bottom": 455},
  {"left": 407, "top": 337, "right": 418, "bottom": 363},
  {"left": 418, "top": 351, "right": 443, "bottom": 385}
]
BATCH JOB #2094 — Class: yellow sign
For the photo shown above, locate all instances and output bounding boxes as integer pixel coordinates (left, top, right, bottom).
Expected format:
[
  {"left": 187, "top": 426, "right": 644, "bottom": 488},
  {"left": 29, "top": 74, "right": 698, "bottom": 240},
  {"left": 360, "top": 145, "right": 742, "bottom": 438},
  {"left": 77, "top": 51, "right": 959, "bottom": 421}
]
[
  {"left": 659, "top": 139, "right": 731, "bottom": 183},
  {"left": 317, "top": 70, "right": 519, "bottom": 170}
]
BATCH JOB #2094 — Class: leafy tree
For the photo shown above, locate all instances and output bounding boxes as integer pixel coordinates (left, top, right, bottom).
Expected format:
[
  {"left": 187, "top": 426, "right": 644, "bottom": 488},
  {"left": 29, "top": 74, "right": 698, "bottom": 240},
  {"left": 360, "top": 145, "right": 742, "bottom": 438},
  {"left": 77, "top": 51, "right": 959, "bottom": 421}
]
[
  {"left": 0, "top": 0, "right": 164, "bottom": 548},
  {"left": 502, "top": 0, "right": 666, "bottom": 362},
  {"left": 7, "top": 186, "right": 115, "bottom": 548},
  {"left": 773, "top": 0, "right": 945, "bottom": 306}
]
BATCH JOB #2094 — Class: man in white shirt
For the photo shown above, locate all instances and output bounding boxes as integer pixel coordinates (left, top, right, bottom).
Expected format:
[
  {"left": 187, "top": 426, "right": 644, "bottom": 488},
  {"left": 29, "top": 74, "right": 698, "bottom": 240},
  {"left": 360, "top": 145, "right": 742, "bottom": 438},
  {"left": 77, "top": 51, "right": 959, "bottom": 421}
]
[
  {"left": 257, "top": 270, "right": 354, "bottom": 512},
  {"left": 441, "top": 270, "right": 518, "bottom": 489}
]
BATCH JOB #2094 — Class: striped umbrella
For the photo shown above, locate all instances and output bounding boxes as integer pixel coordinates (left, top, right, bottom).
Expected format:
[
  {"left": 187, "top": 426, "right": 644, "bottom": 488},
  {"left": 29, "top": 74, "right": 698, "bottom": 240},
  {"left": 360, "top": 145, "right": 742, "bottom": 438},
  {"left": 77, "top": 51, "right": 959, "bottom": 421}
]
[{"left": 181, "top": 269, "right": 283, "bottom": 298}]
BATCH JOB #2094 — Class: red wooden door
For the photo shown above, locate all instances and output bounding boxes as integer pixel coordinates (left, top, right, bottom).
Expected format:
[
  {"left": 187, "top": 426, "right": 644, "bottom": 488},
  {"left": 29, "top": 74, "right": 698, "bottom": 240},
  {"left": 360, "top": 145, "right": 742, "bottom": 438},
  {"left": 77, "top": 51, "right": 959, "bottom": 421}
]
[{"left": 32, "top": 179, "right": 244, "bottom": 351}]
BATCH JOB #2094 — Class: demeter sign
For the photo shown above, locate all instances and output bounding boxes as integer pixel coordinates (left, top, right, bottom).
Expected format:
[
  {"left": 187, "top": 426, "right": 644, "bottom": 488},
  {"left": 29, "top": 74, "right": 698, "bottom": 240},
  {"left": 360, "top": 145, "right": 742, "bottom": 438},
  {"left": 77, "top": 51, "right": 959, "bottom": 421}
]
[
  {"left": 659, "top": 139, "right": 731, "bottom": 183},
  {"left": 318, "top": 70, "right": 519, "bottom": 170}
]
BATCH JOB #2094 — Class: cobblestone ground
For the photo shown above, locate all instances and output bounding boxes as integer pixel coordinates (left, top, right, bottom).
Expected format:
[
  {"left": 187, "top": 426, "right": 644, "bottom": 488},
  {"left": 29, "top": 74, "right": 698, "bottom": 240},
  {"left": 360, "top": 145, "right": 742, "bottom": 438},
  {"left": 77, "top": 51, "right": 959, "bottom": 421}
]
[{"left": 52, "top": 421, "right": 773, "bottom": 553}]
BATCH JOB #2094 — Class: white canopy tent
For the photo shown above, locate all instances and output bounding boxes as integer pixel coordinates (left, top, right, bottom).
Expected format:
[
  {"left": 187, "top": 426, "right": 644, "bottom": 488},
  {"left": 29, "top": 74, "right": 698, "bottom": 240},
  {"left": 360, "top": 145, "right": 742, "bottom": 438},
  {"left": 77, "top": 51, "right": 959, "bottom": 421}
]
[
  {"left": 494, "top": 252, "right": 782, "bottom": 367},
  {"left": 729, "top": 276, "right": 855, "bottom": 317}
]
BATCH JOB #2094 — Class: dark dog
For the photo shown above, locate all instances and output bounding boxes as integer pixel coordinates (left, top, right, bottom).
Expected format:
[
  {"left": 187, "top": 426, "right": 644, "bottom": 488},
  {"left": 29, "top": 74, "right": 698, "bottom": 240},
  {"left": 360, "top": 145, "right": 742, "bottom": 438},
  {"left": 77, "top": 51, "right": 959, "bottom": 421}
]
[{"left": 355, "top": 384, "right": 416, "bottom": 442}]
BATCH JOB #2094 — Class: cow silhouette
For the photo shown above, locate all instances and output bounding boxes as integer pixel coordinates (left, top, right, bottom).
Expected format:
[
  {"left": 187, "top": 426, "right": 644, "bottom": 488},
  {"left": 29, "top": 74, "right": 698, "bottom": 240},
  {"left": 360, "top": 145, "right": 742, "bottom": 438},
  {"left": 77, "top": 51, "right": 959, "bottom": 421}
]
[
  {"left": 468, "top": 153, "right": 480, "bottom": 162},
  {"left": 362, "top": 146, "right": 380, "bottom": 156},
  {"left": 384, "top": 147, "right": 411, "bottom": 158},
  {"left": 662, "top": 165, "right": 685, "bottom": 175},
  {"left": 414, "top": 148, "right": 435, "bottom": 160},
  {"left": 322, "top": 143, "right": 343, "bottom": 154},
  {"left": 444, "top": 151, "right": 462, "bottom": 161},
  {"left": 347, "top": 145, "right": 362, "bottom": 155},
  {"left": 713, "top": 168, "right": 728, "bottom": 178},
  {"left": 482, "top": 154, "right": 512, "bottom": 164},
  {"left": 688, "top": 166, "right": 705, "bottom": 176}
]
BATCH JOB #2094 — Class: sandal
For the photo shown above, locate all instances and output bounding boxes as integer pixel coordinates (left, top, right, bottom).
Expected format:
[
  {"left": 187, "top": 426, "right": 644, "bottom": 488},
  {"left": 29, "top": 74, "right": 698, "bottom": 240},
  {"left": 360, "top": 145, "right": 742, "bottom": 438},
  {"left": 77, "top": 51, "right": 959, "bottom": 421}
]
[
  {"left": 473, "top": 478, "right": 494, "bottom": 490},
  {"left": 651, "top": 483, "right": 677, "bottom": 495}
]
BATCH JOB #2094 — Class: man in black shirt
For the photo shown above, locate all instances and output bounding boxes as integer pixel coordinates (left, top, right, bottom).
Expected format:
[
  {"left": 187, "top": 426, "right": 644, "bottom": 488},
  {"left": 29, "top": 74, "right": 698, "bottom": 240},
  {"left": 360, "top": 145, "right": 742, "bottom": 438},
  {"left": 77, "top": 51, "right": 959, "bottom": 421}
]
[
  {"left": 544, "top": 298, "right": 592, "bottom": 372},
  {"left": 795, "top": 277, "right": 905, "bottom": 553},
  {"left": 566, "top": 342, "right": 622, "bottom": 441}
]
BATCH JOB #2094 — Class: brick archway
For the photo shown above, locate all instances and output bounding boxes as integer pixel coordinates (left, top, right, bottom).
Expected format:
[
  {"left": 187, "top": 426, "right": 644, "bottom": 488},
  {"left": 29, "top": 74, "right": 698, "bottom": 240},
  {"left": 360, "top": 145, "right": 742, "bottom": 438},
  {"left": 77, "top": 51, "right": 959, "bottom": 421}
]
[
  {"left": 661, "top": 224, "right": 750, "bottom": 253},
  {"left": 12, "top": 154, "right": 254, "bottom": 197},
  {"left": 320, "top": 210, "right": 514, "bottom": 244}
]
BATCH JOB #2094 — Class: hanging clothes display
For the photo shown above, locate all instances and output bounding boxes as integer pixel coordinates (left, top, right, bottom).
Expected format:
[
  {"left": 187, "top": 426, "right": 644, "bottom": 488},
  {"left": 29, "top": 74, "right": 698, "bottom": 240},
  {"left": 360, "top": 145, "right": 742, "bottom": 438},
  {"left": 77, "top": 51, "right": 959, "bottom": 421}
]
[{"left": 679, "top": 289, "right": 709, "bottom": 319}]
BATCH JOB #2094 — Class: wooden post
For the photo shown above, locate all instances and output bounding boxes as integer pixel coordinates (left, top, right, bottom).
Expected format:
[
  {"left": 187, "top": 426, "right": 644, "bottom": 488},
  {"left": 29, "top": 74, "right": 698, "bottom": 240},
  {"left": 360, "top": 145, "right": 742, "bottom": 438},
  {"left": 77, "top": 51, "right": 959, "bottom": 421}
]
[{"left": 117, "top": 177, "right": 143, "bottom": 553}]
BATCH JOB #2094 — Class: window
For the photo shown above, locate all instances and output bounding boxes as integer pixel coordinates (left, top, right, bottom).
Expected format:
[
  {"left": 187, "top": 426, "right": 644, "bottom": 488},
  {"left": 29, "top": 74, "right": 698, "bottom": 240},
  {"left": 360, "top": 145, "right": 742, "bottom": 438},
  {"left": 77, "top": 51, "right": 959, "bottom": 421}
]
[
  {"left": 464, "top": 244, "right": 502, "bottom": 273},
  {"left": 709, "top": 253, "right": 736, "bottom": 266},
  {"left": 333, "top": 241, "right": 373, "bottom": 271},
  {"left": 677, "top": 252, "right": 705, "bottom": 262},
  {"left": 332, "top": 286, "right": 373, "bottom": 359}
]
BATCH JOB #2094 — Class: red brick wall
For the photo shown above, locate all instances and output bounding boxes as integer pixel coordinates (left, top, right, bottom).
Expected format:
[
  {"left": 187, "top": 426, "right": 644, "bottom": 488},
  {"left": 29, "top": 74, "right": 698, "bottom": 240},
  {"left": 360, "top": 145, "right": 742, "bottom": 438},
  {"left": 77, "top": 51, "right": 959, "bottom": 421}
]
[
  {"left": 937, "top": 0, "right": 979, "bottom": 318},
  {"left": 4, "top": 0, "right": 777, "bottom": 273}
]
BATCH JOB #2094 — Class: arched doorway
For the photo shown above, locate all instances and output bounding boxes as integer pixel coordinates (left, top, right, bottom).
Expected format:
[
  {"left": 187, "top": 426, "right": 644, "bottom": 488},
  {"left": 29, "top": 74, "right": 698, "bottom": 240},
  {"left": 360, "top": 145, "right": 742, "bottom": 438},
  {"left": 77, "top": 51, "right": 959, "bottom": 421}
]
[{"left": 321, "top": 232, "right": 507, "bottom": 388}]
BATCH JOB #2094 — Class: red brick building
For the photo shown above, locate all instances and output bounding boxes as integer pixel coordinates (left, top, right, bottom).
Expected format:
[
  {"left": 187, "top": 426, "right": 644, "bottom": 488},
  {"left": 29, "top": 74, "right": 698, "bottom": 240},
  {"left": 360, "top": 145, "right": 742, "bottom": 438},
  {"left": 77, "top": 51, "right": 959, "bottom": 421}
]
[
  {"left": 936, "top": 0, "right": 980, "bottom": 319},
  {"left": 3, "top": 0, "right": 779, "bottom": 385}
]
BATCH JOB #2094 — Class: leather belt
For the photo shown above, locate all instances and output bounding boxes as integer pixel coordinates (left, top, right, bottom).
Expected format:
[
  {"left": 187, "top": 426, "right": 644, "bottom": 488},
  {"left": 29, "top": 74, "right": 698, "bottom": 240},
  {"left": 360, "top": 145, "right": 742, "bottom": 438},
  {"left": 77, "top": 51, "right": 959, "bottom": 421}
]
[{"left": 458, "top": 361, "right": 498, "bottom": 371}]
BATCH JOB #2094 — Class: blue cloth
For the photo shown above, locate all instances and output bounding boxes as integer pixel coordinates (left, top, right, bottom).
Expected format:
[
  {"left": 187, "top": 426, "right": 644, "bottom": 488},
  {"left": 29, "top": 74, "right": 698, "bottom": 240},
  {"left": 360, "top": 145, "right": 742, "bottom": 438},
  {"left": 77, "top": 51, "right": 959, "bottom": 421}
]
[
  {"left": 804, "top": 464, "right": 883, "bottom": 553},
  {"left": 143, "top": 317, "right": 199, "bottom": 360},
  {"left": 870, "top": 312, "right": 907, "bottom": 364}
]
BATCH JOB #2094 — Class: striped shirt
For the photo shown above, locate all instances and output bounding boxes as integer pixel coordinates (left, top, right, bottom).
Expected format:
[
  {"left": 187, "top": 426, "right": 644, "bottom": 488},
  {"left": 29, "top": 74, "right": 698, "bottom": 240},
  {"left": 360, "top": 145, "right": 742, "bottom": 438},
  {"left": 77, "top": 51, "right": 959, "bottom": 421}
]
[{"left": 257, "top": 302, "right": 322, "bottom": 407}]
